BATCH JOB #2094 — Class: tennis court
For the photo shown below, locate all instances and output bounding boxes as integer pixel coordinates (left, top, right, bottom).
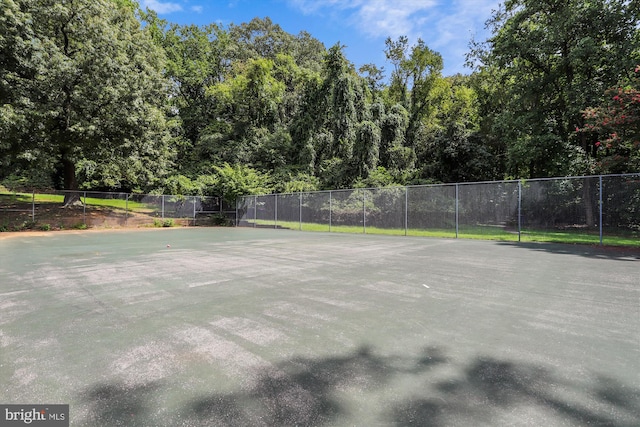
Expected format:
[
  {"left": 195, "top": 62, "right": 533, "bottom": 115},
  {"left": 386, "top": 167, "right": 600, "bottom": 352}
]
[{"left": 1, "top": 228, "right": 638, "bottom": 426}]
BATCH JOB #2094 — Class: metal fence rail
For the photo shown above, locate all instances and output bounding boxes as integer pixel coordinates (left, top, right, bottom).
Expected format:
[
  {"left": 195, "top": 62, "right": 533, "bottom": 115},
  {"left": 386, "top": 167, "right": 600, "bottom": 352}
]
[
  {"left": 0, "top": 190, "right": 235, "bottom": 230},
  {"left": 236, "top": 174, "right": 640, "bottom": 245}
]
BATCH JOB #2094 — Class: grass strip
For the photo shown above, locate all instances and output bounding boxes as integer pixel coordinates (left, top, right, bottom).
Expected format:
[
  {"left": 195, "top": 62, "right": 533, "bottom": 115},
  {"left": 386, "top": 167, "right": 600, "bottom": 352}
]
[
  {"left": 256, "top": 219, "right": 639, "bottom": 247},
  {"left": 2, "top": 192, "right": 151, "bottom": 211}
]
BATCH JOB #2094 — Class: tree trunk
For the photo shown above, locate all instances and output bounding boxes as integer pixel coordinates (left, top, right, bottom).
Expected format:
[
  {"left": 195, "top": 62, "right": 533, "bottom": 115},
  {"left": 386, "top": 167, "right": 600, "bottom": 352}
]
[
  {"left": 583, "top": 177, "right": 595, "bottom": 228},
  {"left": 62, "top": 154, "right": 80, "bottom": 206}
]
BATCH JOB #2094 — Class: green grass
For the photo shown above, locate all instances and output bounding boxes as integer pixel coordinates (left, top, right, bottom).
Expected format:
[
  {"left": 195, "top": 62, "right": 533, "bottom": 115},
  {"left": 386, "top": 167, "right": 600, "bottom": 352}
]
[
  {"left": 83, "top": 196, "right": 149, "bottom": 212},
  {"left": 1, "top": 192, "right": 151, "bottom": 211},
  {"left": 0, "top": 192, "right": 199, "bottom": 231},
  {"left": 520, "top": 230, "right": 640, "bottom": 247},
  {"left": 255, "top": 219, "right": 640, "bottom": 248},
  {"left": 3, "top": 192, "right": 638, "bottom": 247},
  {"left": 33, "top": 193, "right": 63, "bottom": 203}
]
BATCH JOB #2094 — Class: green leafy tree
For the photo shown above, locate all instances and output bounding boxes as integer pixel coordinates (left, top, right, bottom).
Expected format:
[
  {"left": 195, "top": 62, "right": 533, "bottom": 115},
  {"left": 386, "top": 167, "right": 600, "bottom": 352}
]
[
  {"left": 353, "top": 120, "right": 382, "bottom": 179},
  {"left": 380, "top": 37, "right": 449, "bottom": 183},
  {"left": 359, "top": 63, "right": 386, "bottom": 95},
  {"left": 272, "top": 170, "right": 319, "bottom": 193},
  {"left": 379, "top": 103, "right": 413, "bottom": 182},
  {"left": 144, "top": 18, "right": 231, "bottom": 174},
  {"left": 419, "top": 76, "right": 499, "bottom": 183},
  {"left": 385, "top": 37, "right": 445, "bottom": 145},
  {"left": 289, "top": 75, "right": 325, "bottom": 172},
  {"left": 159, "top": 18, "right": 325, "bottom": 177},
  {"left": 472, "top": 0, "right": 639, "bottom": 178},
  {"left": 290, "top": 44, "right": 374, "bottom": 188},
  {"left": 0, "top": 0, "right": 34, "bottom": 170},
  {"left": 581, "top": 65, "right": 640, "bottom": 173},
  {"left": 212, "top": 163, "right": 272, "bottom": 205},
  {"left": 161, "top": 174, "right": 201, "bottom": 196},
  {"left": 0, "top": 0, "right": 172, "bottom": 199},
  {"left": 228, "top": 17, "right": 295, "bottom": 62},
  {"left": 465, "top": 66, "right": 511, "bottom": 176}
]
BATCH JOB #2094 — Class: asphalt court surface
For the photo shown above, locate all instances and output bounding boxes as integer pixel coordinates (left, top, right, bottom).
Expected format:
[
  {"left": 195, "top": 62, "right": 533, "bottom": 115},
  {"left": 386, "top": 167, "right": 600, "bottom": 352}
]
[{"left": 0, "top": 228, "right": 638, "bottom": 426}]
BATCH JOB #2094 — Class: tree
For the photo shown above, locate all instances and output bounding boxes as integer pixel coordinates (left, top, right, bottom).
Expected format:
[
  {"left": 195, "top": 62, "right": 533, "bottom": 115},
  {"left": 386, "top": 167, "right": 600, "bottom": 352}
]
[
  {"left": 472, "top": 0, "right": 639, "bottom": 178},
  {"left": 228, "top": 17, "right": 295, "bottom": 62},
  {"left": 581, "top": 65, "right": 640, "bottom": 173},
  {"left": 385, "top": 36, "right": 411, "bottom": 106},
  {"left": 380, "top": 103, "right": 414, "bottom": 182},
  {"left": 384, "top": 37, "right": 444, "bottom": 145},
  {"left": 353, "top": 120, "right": 381, "bottom": 179},
  {"left": 0, "top": 0, "right": 34, "bottom": 171},
  {"left": 420, "top": 77, "right": 498, "bottom": 183},
  {"left": 381, "top": 37, "right": 447, "bottom": 183},
  {"left": 212, "top": 163, "right": 272, "bottom": 205},
  {"left": 290, "top": 43, "right": 373, "bottom": 188},
  {"left": 152, "top": 16, "right": 326, "bottom": 179},
  {"left": 145, "top": 18, "right": 231, "bottom": 174},
  {"left": 0, "top": 0, "right": 172, "bottom": 200},
  {"left": 359, "top": 63, "right": 386, "bottom": 95}
]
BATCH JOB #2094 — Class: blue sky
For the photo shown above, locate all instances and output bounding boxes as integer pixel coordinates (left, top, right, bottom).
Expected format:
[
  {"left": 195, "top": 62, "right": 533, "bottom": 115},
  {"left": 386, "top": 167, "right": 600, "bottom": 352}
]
[{"left": 141, "top": 0, "right": 502, "bottom": 76}]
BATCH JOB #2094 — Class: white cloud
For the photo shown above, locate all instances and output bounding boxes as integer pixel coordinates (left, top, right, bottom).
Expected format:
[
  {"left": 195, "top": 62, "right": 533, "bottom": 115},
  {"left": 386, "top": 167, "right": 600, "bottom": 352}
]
[
  {"left": 287, "top": 0, "right": 437, "bottom": 39},
  {"left": 286, "top": 0, "right": 501, "bottom": 74},
  {"left": 142, "top": 0, "right": 183, "bottom": 14},
  {"left": 353, "top": 0, "right": 438, "bottom": 40},
  {"left": 191, "top": 5, "right": 204, "bottom": 13},
  {"left": 287, "top": 0, "right": 342, "bottom": 15},
  {"left": 428, "top": 0, "right": 501, "bottom": 71},
  {"left": 434, "top": 0, "right": 500, "bottom": 44}
]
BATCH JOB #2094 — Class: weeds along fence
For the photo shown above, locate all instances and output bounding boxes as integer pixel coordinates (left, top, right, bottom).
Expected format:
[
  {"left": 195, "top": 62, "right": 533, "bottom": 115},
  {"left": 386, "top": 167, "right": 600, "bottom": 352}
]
[
  {"left": 0, "top": 191, "right": 236, "bottom": 231},
  {"left": 236, "top": 174, "right": 640, "bottom": 246}
]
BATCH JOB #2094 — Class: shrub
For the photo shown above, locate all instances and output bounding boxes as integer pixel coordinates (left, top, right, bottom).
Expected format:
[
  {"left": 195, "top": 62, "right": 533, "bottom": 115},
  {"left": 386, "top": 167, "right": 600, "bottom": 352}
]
[
  {"left": 162, "top": 175, "right": 202, "bottom": 196},
  {"left": 154, "top": 218, "right": 174, "bottom": 227},
  {"left": 211, "top": 213, "right": 230, "bottom": 226},
  {"left": 23, "top": 220, "right": 37, "bottom": 230},
  {"left": 212, "top": 163, "right": 272, "bottom": 205}
]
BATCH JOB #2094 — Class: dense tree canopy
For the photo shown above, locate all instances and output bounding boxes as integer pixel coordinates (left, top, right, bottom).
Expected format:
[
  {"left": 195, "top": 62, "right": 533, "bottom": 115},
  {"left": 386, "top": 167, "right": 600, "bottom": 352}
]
[
  {"left": 0, "top": 0, "right": 173, "bottom": 200},
  {"left": 1, "top": 1, "right": 638, "bottom": 199},
  {"left": 581, "top": 65, "right": 640, "bottom": 172},
  {"left": 470, "top": 0, "right": 639, "bottom": 178}
]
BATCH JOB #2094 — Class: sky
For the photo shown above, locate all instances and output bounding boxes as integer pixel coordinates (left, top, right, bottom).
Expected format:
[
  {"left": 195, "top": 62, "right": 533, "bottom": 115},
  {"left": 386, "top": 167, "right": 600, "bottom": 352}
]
[{"left": 140, "top": 0, "right": 502, "bottom": 77}]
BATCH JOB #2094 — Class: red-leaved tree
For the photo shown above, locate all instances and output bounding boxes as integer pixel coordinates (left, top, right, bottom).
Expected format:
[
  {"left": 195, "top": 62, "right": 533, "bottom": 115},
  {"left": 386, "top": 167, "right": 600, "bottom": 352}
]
[{"left": 580, "top": 65, "right": 640, "bottom": 173}]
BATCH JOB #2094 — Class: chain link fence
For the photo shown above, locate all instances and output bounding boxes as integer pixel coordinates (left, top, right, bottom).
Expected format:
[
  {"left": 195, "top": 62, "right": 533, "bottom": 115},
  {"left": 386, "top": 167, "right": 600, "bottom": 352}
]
[
  {"left": 0, "top": 190, "right": 235, "bottom": 231},
  {"left": 2, "top": 174, "right": 638, "bottom": 245},
  {"left": 237, "top": 174, "right": 640, "bottom": 246}
]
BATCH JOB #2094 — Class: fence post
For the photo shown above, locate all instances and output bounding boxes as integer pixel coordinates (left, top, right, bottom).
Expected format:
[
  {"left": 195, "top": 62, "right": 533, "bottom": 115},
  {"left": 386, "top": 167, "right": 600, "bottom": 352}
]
[
  {"left": 363, "top": 189, "right": 366, "bottom": 234},
  {"left": 455, "top": 184, "right": 459, "bottom": 238},
  {"left": 193, "top": 196, "right": 197, "bottom": 226},
  {"left": 299, "top": 193, "right": 302, "bottom": 231},
  {"left": 518, "top": 181, "right": 522, "bottom": 242},
  {"left": 329, "top": 191, "right": 332, "bottom": 232},
  {"left": 125, "top": 194, "right": 129, "bottom": 226},
  {"left": 83, "top": 191, "right": 86, "bottom": 224},
  {"left": 274, "top": 194, "right": 278, "bottom": 229},
  {"left": 405, "top": 186, "right": 408, "bottom": 237},
  {"left": 253, "top": 195, "right": 257, "bottom": 227},
  {"left": 32, "top": 191, "right": 35, "bottom": 222},
  {"left": 161, "top": 195, "right": 165, "bottom": 220},
  {"left": 599, "top": 175, "right": 603, "bottom": 246}
]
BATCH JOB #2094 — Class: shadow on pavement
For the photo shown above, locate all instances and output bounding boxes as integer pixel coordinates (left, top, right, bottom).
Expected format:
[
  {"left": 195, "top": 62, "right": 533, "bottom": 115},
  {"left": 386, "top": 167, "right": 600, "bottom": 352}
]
[
  {"left": 78, "top": 346, "right": 639, "bottom": 426},
  {"left": 497, "top": 241, "right": 640, "bottom": 261}
]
